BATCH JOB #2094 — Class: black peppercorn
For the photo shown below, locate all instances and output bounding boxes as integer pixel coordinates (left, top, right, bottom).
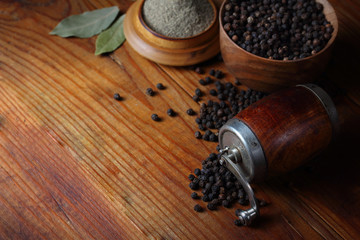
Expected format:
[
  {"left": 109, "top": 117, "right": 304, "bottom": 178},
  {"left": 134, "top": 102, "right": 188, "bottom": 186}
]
[
  {"left": 199, "top": 79, "right": 206, "bottom": 85},
  {"left": 151, "top": 114, "right": 160, "bottom": 121},
  {"left": 202, "top": 188, "right": 209, "bottom": 195},
  {"left": 207, "top": 203, "right": 217, "bottom": 211},
  {"left": 214, "top": 70, "right": 224, "bottom": 79},
  {"left": 195, "top": 88, "right": 202, "bottom": 97},
  {"left": 192, "top": 95, "right": 200, "bottom": 102},
  {"left": 194, "top": 204, "right": 203, "bottom": 212},
  {"left": 188, "top": 174, "right": 195, "bottom": 181},
  {"left": 211, "top": 199, "right": 220, "bottom": 206},
  {"left": 167, "top": 108, "right": 176, "bottom": 117},
  {"left": 202, "top": 134, "right": 209, "bottom": 141},
  {"left": 204, "top": 76, "right": 212, "bottom": 84},
  {"left": 113, "top": 93, "right": 122, "bottom": 101},
  {"left": 202, "top": 194, "right": 210, "bottom": 202},
  {"left": 209, "top": 133, "right": 217, "bottom": 142},
  {"left": 146, "top": 88, "right": 155, "bottom": 96},
  {"left": 222, "top": 200, "right": 230, "bottom": 208},
  {"left": 209, "top": 89, "right": 217, "bottom": 96},
  {"left": 191, "top": 192, "right": 200, "bottom": 199},
  {"left": 194, "top": 131, "right": 202, "bottom": 139},
  {"left": 156, "top": 83, "right": 165, "bottom": 90},
  {"left": 234, "top": 219, "right": 243, "bottom": 226},
  {"left": 222, "top": 0, "right": 333, "bottom": 60},
  {"left": 194, "top": 168, "right": 201, "bottom": 176},
  {"left": 189, "top": 182, "right": 199, "bottom": 190},
  {"left": 186, "top": 108, "right": 195, "bottom": 116}
]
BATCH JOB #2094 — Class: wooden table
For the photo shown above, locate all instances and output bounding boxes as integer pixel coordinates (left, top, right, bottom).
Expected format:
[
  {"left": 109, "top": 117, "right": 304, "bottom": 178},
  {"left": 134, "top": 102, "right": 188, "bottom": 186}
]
[{"left": 1, "top": 0, "right": 360, "bottom": 239}]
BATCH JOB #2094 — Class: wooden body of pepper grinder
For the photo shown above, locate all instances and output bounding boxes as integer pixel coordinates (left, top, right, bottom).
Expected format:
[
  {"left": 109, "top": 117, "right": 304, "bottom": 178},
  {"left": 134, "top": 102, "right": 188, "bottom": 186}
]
[{"left": 218, "top": 84, "right": 352, "bottom": 226}]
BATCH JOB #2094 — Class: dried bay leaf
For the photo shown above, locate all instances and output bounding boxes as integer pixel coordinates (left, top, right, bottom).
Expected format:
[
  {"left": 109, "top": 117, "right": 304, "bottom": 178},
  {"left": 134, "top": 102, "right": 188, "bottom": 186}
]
[
  {"left": 95, "top": 14, "right": 126, "bottom": 55},
  {"left": 50, "top": 6, "right": 119, "bottom": 38}
]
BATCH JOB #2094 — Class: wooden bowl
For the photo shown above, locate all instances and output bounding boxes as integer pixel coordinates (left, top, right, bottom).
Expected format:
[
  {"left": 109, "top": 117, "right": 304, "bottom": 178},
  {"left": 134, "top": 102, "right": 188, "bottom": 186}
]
[
  {"left": 124, "top": 0, "right": 220, "bottom": 66},
  {"left": 219, "top": 0, "right": 338, "bottom": 92}
]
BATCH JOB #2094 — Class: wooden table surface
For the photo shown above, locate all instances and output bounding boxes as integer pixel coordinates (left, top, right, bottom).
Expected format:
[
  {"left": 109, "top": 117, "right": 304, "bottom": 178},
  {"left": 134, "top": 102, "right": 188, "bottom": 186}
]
[{"left": 1, "top": 0, "right": 360, "bottom": 239}]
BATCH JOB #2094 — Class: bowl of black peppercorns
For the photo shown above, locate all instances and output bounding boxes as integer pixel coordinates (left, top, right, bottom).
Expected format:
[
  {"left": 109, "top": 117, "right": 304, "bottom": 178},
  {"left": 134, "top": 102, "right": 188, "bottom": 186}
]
[{"left": 219, "top": 0, "right": 338, "bottom": 92}]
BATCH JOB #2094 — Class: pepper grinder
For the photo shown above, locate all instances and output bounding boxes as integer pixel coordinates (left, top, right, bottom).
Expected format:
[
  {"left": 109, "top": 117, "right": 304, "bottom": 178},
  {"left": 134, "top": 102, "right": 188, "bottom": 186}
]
[{"left": 218, "top": 84, "right": 347, "bottom": 226}]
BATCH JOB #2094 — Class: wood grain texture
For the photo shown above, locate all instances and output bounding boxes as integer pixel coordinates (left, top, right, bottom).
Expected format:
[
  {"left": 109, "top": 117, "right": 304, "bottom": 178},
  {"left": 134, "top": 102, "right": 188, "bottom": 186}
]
[
  {"left": 0, "top": 0, "right": 359, "bottom": 239},
  {"left": 219, "top": 0, "right": 339, "bottom": 92}
]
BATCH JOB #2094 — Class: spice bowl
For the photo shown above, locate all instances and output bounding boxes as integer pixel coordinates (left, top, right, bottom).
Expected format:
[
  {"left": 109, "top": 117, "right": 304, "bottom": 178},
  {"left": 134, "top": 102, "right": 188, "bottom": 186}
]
[
  {"left": 219, "top": 0, "right": 338, "bottom": 92},
  {"left": 124, "top": 0, "right": 220, "bottom": 66}
]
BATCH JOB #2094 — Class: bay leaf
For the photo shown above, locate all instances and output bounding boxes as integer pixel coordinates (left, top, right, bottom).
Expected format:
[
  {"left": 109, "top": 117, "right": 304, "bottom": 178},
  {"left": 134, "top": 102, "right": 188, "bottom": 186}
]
[
  {"left": 95, "top": 14, "right": 126, "bottom": 55},
  {"left": 50, "top": 6, "right": 119, "bottom": 38}
]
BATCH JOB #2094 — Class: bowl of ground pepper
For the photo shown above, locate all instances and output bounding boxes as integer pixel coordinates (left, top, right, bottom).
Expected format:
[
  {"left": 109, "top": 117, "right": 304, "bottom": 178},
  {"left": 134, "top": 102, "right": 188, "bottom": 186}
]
[
  {"left": 219, "top": 0, "right": 338, "bottom": 92},
  {"left": 124, "top": 0, "right": 220, "bottom": 66}
]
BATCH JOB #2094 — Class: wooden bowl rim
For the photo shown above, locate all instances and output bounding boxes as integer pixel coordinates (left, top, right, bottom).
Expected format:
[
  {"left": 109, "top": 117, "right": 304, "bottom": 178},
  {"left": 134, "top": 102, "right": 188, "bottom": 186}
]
[
  {"left": 219, "top": 0, "right": 338, "bottom": 64},
  {"left": 138, "top": 0, "right": 218, "bottom": 41}
]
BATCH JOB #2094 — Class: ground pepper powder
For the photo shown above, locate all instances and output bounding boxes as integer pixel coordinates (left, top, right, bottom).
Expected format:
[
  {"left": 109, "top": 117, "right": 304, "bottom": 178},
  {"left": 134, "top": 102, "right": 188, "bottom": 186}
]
[{"left": 142, "top": 0, "right": 214, "bottom": 38}]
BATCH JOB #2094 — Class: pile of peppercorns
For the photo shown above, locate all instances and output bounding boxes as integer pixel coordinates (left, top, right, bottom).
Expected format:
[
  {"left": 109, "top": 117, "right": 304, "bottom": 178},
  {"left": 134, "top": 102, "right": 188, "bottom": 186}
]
[
  {"left": 189, "top": 152, "right": 250, "bottom": 220},
  {"left": 190, "top": 68, "right": 265, "bottom": 142},
  {"left": 222, "top": 0, "right": 334, "bottom": 60},
  {"left": 188, "top": 65, "right": 268, "bottom": 226}
]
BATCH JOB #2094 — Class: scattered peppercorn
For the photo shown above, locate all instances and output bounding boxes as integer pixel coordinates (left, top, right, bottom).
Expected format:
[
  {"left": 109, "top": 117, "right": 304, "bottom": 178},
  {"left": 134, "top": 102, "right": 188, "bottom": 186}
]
[
  {"left": 209, "top": 133, "right": 218, "bottom": 142},
  {"left": 186, "top": 108, "right": 195, "bottom": 116},
  {"left": 199, "top": 79, "right": 206, "bottom": 85},
  {"left": 222, "top": 199, "right": 231, "bottom": 208},
  {"left": 156, "top": 83, "right": 165, "bottom": 90},
  {"left": 151, "top": 114, "right": 160, "bottom": 121},
  {"left": 222, "top": 0, "right": 334, "bottom": 60},
  {"left": 204, "top": 76, "right": 213, "bottom": 84},
  {"left": 192, "top": 95, "right": 200, "bottom": 102},
  {"left": 188, "top": 174, "right": 195, "bottom": 181},
  {"left": 167, "top": 108, "right": 176, "bottom": 117},
  {"left": 209, "top": 69, "right": 216, "bottom": 76},
  {"left": 113, "top": 93, "right": 122, "bottom": 101},
  {"left": 195, "top": 88, "right": 203, "bottom": 97},
  {"left": 189, "top": 181, "right": 199, "bottom": 190},
  {"left": 207, "top": 203, "right": 217, "bottom": 211},
  {"left": 214, "top": 70, "right": 224, "bottom": 79},
  {"left": 195, "top": 131, "right": 202, "bottom": 139},
  {"left": 234, "top": 78, "right": 241, "bottom": 86},
  {"left": 146, "top": 88, "right": 155, "bottom": 96},
  {"left": 191, "top": 192, "right": 200, "bottom": 199},
  {"left": 194, "top": 168, "right": 201, "bottom": 176},
  {"left": 234, "top": 219, "right": 243, "bottom": 226},
  {"left": 194, "top": 204, "right": 203, "bottom": 212},
  {"left": 209, "top": 89, "right": 217, "bottom": 96}
]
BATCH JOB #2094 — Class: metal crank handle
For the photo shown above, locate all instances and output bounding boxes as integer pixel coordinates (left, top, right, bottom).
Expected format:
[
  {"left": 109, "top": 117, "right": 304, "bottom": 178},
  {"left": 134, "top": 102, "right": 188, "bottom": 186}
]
[{"left": 220, "top": 152, "right": 259, "bottom": 226}]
